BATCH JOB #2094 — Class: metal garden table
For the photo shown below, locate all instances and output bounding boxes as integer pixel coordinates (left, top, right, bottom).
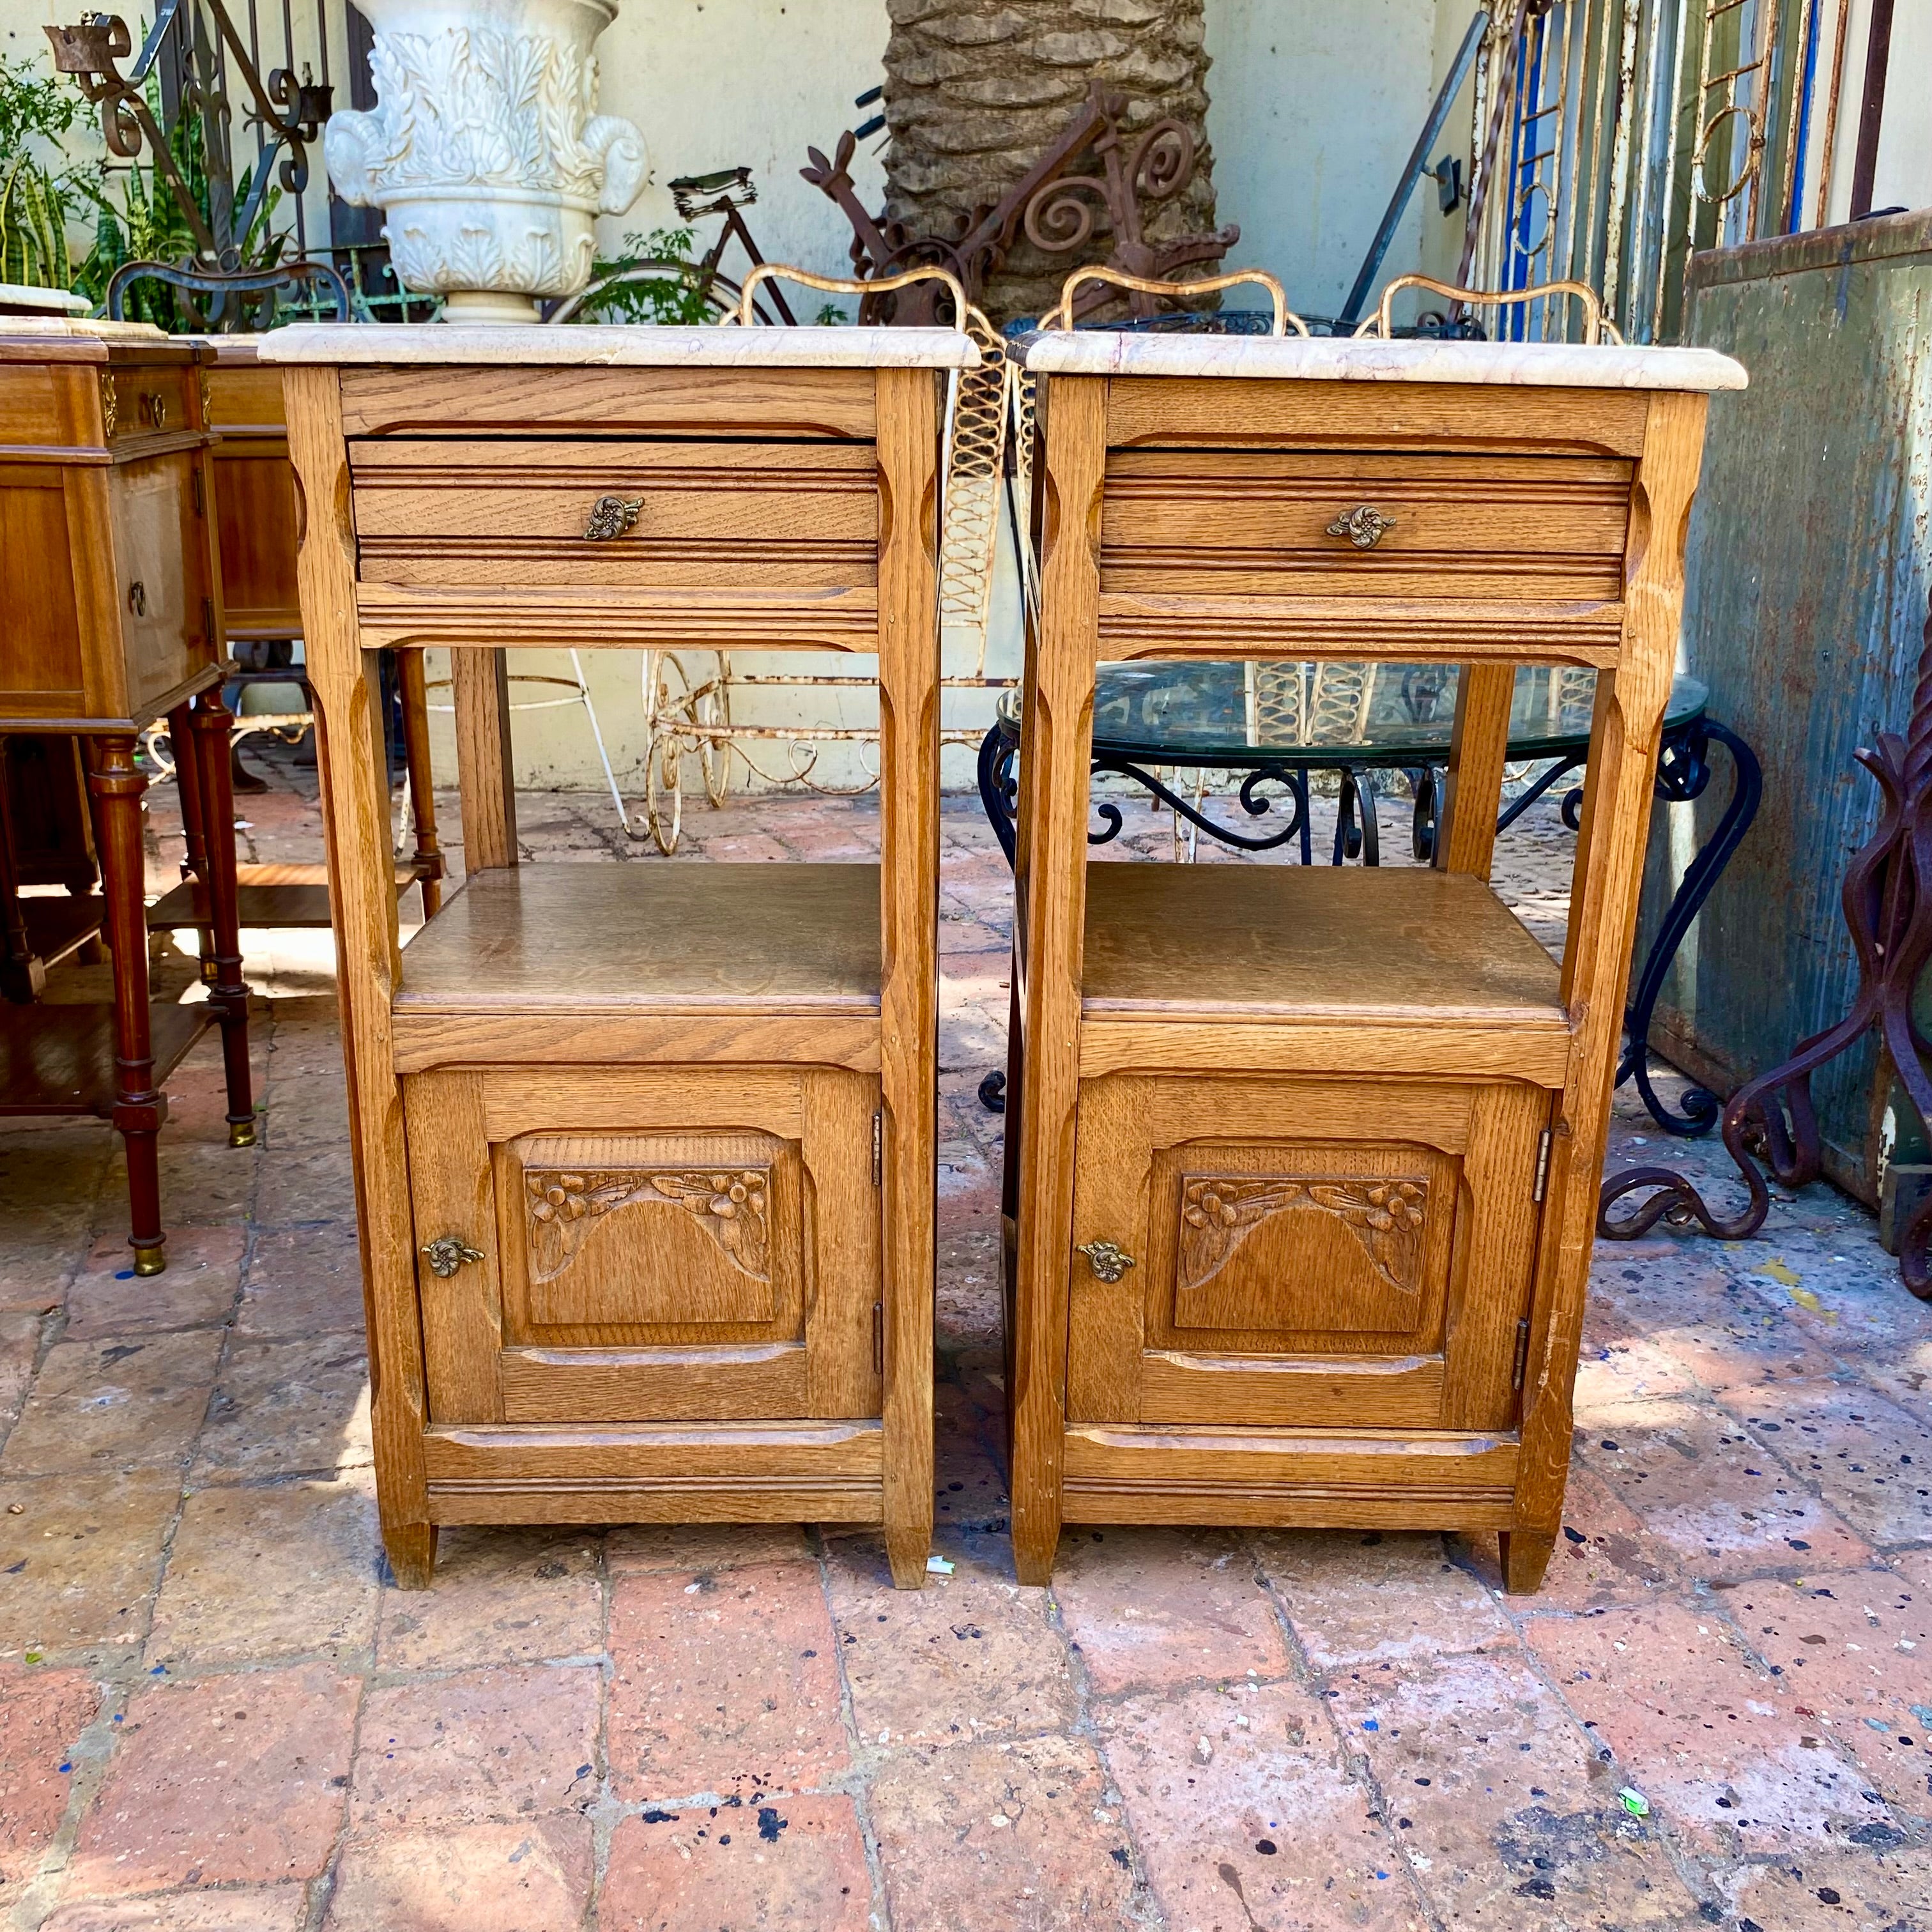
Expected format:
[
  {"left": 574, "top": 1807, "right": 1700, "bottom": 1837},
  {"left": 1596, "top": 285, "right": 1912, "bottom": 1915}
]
[{"left": 977, "top": 662, "right": 1760, "bottom": 1135}]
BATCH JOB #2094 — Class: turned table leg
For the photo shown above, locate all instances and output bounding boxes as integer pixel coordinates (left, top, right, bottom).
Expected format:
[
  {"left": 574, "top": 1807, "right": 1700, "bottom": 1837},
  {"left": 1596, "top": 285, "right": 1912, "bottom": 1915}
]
[
  {"left": 189, "top": 691, "right": 256, "bottom": 1146},
  {"left": 0, "top": 739, "right": 42, "bottom": 1005},
  {"left": 395, "top": 651, "right": 445, "bottom": 918},
  {"left": 88, "top": 735, "right": 167, "bottom": 1275},
  {"left": 167, "top": 702, "right": 216, "bottom": 981}
]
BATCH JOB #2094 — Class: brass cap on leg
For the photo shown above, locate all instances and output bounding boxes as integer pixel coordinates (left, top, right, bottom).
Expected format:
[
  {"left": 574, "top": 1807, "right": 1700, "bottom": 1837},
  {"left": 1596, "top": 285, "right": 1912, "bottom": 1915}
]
[
  {"left": 229, "top": 1119, "right": 258, "bottom": 1149},
  {"left": 131, "top": 1243, "right": 166, "bottom": 1276}
]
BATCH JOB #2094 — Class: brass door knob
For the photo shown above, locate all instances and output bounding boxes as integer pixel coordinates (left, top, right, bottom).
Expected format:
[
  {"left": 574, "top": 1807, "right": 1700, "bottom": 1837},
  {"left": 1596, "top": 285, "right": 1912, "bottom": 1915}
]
[
  {"left": 421, "top": 1235, "right": 485, "bottom": 1277},
  {"left": 584, "top": 493, "right": 643, "bottom": 540},
  {"left": 126, "top": 580, "right": 146, "bottom": 617},
  {"left": 1077, "top": 1239, "right": 1136, "bottom": 1282},
  {"left": 1326, "top": 505, "right": 1397, "bottom": 549}
]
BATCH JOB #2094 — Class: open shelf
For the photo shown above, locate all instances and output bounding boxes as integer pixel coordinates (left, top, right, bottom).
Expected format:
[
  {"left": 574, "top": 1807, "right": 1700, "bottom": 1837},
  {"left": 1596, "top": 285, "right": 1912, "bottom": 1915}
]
[
  {"left": 394, "top": 862, "right": 883, "bottom": 1018},
  {"left": 0, "top": 1000, "right": 211, "bottom": 1117},
  {"left": 148, "top": 861, "right": 427, "bottom": 932},
  {"left": 18, "top": 893, "right": 105, "bottom": 970},
  {"left": 1081, "top": 863, "right": 1566, "bottom": 1031}
]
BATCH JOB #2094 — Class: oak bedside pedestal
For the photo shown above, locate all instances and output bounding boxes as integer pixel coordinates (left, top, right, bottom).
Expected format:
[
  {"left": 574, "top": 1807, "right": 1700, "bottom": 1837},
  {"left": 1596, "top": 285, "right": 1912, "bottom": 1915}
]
[
  {"left": 1003, "top": 303, "right": 1745, "bottom": 1593},
  {"left": 0, "top": 319, "right": 254, "bottom": 1273},
  {"left": 263, "top": 312, "right": 976, "bottom": 1589}
]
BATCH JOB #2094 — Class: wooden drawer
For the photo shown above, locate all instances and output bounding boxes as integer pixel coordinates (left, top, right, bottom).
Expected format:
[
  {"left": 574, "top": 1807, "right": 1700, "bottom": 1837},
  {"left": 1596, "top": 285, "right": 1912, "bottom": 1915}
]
[
  {"left": 1100, "top": 449, "right": 1632, "bottom": 601},
  {"left": 406, "top": 1065, "right": 882, "bottom": 1427},
  {"left": 349, "top": 438, "right": 879, "bottom": 588},
  {"left": 107, "top": 365, "right": 197, "bottom": 444}
]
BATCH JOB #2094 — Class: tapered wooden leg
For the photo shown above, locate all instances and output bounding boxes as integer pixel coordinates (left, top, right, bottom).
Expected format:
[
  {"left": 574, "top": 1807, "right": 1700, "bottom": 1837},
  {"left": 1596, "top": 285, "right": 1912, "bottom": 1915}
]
[
  {"left": 1498, "top": 1528, "right": 1558, "bottom": 1595},
  {"left": 88, "top": 736, "right": 167, "bottom": 1275},
  {"left": 384, "top": 1521, "right": 438, "bottom": 1590},
  {"left": 189, "top": 692, "right": 256, "bottom": 1146},
  {"left": 395, "top": 650, "right": 445, "bottom": 917}
]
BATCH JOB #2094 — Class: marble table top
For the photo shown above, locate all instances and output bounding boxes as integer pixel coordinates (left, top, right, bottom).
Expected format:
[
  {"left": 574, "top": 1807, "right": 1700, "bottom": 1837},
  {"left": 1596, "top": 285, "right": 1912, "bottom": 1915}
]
[
  {"left": 1015, "top": 331, "right": 1747, "bottom": 391},
  {"left": 260, "top": 323, "right": 982, "bottom": 369}
]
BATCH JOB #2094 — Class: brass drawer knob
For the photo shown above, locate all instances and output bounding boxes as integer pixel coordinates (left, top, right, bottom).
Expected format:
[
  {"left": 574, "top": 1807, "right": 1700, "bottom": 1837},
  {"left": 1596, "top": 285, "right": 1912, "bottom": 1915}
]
[
  {"left": 1077, "top": 1239, "right": 1136, "bottom": 1282},
  {"left": 138, "top": 390, "right": 168, "bottom": 430},
  {"left": 584, "top": 493, "right": 643, "bottom": 540},
  {"left": 422, "top": 1235, "right": 485, "bottom": 1277},
  {"left": 1326, "top": 504, "right": 1397, "bottom": 549}
]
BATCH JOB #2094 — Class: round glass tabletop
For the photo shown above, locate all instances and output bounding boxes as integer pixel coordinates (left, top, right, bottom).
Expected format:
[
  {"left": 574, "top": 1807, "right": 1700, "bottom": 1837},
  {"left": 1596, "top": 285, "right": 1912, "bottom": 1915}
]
[{"left": 995, "top": 664, "right": 1708, "bottom": 768}]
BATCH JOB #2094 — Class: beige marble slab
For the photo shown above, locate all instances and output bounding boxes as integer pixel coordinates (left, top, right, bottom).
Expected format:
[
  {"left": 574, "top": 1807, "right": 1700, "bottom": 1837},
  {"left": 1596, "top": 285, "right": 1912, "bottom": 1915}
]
[
  {"left": 1016, "top": 330, "right": 1747, "bottom": 391},
  {"left": 259, "top": 322, "right": 981, "bottom": 369}
]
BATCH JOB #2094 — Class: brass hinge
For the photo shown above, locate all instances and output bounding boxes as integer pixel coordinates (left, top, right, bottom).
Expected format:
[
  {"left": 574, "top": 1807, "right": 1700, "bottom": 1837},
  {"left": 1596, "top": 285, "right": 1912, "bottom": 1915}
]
[
  {"left": 872, "top": 1110, "right": 882, "bottom": 1187},
  {"left": 191, "top": 468, "right": 204, "bottom": 516},
  {"left": 873, "top": 1300, "right": 884, "bottom": 1376},
  {"left": 203, "top": 598, "right": 217, "bottom": 647},
  {"left": 1512, "top": 1316, "right": 1533, "bottom": 1391},
  {"left": 1531, "top": 1128, "right": 1552, "bottom": 1204}
]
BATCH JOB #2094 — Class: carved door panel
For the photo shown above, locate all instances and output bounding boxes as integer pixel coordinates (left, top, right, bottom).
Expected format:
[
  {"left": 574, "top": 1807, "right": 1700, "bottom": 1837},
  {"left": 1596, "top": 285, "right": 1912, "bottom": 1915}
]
[
  {"left": 407, "top": 1066, "right": 880, "bottom": 1424},
  {"left": 1065, "top": 1073, "right": 1551, "bottom": 1432}
]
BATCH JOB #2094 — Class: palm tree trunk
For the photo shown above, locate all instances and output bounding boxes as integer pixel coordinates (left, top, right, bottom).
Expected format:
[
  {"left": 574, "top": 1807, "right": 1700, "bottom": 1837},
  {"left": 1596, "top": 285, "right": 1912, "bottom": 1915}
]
[{"left": 882, "top": 0, "right": 1221, "bottom": 323}]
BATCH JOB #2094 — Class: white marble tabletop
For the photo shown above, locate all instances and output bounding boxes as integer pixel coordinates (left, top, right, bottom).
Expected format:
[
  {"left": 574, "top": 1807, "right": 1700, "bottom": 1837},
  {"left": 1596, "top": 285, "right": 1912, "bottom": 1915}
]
[
  {"left": 259, "top": 322, "right": 981, "bottom": 369},
  {"left": 1016, "top": 331, "right": 1746, "bottom": 392}
]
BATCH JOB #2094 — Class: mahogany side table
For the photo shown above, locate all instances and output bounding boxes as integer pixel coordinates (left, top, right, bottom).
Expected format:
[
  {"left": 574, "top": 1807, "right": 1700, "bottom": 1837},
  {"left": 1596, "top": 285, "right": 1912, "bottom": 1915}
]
[{"left": 0, "top": 319, "right": 253, "bottom": 1274}]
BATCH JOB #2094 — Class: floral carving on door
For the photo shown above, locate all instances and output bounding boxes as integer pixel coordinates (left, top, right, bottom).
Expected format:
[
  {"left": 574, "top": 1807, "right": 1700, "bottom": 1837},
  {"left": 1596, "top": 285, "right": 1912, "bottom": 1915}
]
[
  {"left": 525, "top": 1167, "right": 771, "bottom": 1285},
  {"left": 1179, "top": 1176, "right": 1429, "bottom": 1298}
]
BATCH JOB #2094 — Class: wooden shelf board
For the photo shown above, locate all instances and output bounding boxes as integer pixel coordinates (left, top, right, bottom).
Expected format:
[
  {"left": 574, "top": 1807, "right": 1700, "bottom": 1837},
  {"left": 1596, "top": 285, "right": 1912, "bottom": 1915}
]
[
  {"left": 394, "top": 863, "right": 883, "bottom": 1018},
  {"left": 1080, "top": 863, "right": 1567, "bottom": 1032},
  {"left": 20, "top": 894, "right": 105, "bottom": 969},
  {"left": 148, "top": 861, "right": 425, "bottom": 931},
  {"left": 0, "top": 999, "right": 211, "bottom": 1117}
]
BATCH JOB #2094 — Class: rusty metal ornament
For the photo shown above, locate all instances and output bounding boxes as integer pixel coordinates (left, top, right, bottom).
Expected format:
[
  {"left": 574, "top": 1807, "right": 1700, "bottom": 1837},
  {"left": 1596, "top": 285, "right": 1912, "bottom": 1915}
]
[
  {"left": 1599, "top": 590, "right": 1932, "bottom": 1300},
  {"left": 801, "top": 82, "right": 1238, "bottom": 325}
]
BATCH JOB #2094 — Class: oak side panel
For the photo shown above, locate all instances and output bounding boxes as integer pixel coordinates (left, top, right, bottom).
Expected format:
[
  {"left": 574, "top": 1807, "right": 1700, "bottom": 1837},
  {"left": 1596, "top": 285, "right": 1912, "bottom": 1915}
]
[
  {"left": 803, "top": 1068, "right": 884, "bottom": 1420},
  {"left": 404, "top": 1069, "right": 505, "bottom": 1423},
  {"left": 874, "top": 365, "right": 941, "bottom": 1588},
  {"left": 452, "top": 647, "right": 518, "bottom": 870},
  {"left": 283, "top": 363, "right": 437, "bottom": 1586},
  {"left": 1517, "top": 392, "right": 1709, "bottom": 1551},
  {"left": 1009, "top": 374, "right": 1107, "bottom": 1585}
]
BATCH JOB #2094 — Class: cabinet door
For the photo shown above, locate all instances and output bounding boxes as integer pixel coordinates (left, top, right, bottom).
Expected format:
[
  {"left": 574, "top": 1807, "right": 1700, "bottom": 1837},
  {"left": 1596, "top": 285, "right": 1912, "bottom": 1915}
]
[
  {"left": 1066, "top": 1074, "right": 1551, "bottom": 1432},
  {"left": 408, "top": 1066, "right": 880, "bottom": 1423}
]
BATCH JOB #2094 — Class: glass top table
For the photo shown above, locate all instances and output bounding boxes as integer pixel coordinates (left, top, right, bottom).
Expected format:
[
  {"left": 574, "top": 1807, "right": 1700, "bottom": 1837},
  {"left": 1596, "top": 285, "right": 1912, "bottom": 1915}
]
[
  {"left": 978, "top": 661, "right": 1759, "bottom": 1138},
  {"left": 994, "top": 663, "right": 1707, "bottom": 770}
]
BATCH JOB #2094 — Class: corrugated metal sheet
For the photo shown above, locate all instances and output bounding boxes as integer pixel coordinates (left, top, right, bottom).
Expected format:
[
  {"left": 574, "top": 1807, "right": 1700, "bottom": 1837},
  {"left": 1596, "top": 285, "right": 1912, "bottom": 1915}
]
[{"left": 1641, "top": 209, "right": 1932, "bottom": 1200}]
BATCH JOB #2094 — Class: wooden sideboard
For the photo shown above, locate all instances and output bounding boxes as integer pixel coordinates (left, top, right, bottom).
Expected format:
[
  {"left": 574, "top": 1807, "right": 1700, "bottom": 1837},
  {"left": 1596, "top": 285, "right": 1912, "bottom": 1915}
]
[
  {"left": 1002, "top": 327, "right": 1746, "bottom": 1592},
  {"left": 263, "top": 320, "right": 976, "bottom": 1588},
  {"left": 0, "top": 319, "right": 254, "bottom": 1273}
]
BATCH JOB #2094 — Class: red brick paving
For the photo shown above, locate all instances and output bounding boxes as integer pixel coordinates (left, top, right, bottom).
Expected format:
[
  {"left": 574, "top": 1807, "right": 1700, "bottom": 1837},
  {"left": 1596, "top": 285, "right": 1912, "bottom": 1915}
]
[
  {"left": 2, "top": 775, "right": 1929, "bottom": 1928},
  {"left": 601, "top": 1795, "right": 871, "bottom": 1932},
  {"left": 68, "top": 1664, "right": 356, "bottom": 1893}
]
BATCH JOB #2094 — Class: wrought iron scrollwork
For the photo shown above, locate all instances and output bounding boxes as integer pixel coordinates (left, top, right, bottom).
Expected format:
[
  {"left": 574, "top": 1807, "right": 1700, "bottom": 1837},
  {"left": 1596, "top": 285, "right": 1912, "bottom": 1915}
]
[{"left": 47, "top": 0, "right": 339, "bottom": 329}]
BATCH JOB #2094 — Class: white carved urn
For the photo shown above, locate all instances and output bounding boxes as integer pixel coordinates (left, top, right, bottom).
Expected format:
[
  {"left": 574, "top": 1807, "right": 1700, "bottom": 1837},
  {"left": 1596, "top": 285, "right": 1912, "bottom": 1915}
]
[{"left": 325, "top": 0, "right": 647, "bottom": 322}]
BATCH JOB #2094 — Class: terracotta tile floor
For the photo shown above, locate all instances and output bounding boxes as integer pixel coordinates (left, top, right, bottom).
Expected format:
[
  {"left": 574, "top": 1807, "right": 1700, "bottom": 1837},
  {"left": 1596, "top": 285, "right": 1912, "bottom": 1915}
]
[{"left": 4, "top": 746, "right": 1931, "bottom": 1931}]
